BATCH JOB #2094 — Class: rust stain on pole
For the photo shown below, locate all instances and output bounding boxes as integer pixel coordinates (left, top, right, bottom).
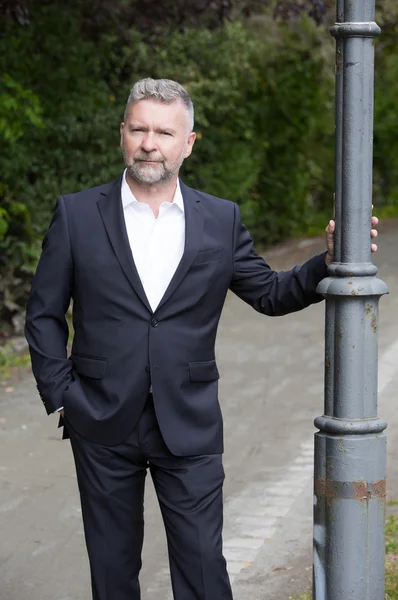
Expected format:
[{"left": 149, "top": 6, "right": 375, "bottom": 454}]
[
  {"left": 372, "top": 480, "right": 387, "bottom": 499},
  {"left": 353, "top": 481, "right": 372, "bottom": 500},
  {"left": 365, "top": 303, "right": 378, "bottom": 333},
  {"left": 314, "top": 478, "right": 386, "bottom": 500}
]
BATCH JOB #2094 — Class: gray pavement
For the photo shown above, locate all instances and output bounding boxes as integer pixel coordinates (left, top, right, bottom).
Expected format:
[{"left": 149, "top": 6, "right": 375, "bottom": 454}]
[{"left": 1, "top": 220, "right": 397, "bottom": 600}]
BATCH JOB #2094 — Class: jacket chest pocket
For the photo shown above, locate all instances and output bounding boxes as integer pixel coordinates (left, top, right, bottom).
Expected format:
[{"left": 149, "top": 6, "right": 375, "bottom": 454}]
[{"left": 192, "top": 248, "right": 223, "bottom": 266}]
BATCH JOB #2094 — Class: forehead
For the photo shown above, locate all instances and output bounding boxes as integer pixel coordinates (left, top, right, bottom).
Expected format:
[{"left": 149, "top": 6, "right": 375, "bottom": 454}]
[{"left": 125, "top": 98, "right": 189, "bottom": 129}]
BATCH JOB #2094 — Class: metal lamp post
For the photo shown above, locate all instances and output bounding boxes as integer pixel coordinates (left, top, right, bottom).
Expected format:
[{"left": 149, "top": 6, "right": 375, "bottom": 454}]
[{"left": 313, "top": 0, "right": 388, "bottom": 598}]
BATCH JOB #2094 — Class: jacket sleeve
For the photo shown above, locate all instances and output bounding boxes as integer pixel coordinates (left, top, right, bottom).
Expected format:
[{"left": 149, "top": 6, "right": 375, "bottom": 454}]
[
  {"left": 25, "top": 196, "right": 75, "bottom": 414},
  {"left": 229, "top": 203, "right": 328, "bottom": 316}
]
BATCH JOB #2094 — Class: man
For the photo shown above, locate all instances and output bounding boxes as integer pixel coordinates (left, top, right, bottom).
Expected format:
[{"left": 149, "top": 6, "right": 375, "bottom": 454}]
[{"left": 25, "top": 78, "right": 378, "bottom": 600}]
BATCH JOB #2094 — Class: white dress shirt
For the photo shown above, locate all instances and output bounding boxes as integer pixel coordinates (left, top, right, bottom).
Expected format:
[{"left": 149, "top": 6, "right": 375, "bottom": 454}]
[
  {"left": 121, "top": 169, "right": 186, "bottom": 312},
  {"left": 57, "top": 172, "right": 185, "bottom": 412}
]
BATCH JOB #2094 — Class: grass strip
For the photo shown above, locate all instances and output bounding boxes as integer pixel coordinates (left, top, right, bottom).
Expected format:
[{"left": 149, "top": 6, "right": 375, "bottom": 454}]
[{"left": 0, "top": 344, "right": 31, "bottom": 381}]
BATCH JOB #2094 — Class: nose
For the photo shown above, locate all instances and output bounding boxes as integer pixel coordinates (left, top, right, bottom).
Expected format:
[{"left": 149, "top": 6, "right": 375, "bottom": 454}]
[{"left": 141, "top": 132, "right": 157, "bottom": 153}]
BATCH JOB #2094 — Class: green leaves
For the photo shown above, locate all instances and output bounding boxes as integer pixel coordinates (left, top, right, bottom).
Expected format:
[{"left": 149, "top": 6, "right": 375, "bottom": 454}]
[
  {"left": 1, "top": 0, "right": 398, "bottom": 337},
  {"left": 0, "top": 208, "right": 9, "bottom": 240},
  {"left": 0, "top": 74, "right": 43, "bottom": 144}
]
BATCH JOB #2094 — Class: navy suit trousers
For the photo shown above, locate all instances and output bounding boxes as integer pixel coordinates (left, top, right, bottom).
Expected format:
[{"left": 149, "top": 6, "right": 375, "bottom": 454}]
[{"left": 67, "top": 395, "right": 233, "bottom": 600}]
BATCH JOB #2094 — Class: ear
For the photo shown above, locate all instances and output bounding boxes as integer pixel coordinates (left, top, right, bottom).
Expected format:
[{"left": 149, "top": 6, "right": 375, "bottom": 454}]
[
  {"left": 120, "top": 122, "right": 125, "bottom": 147},
  {"left": 184, "top": 132, "right": 196, "bottom": 159}
]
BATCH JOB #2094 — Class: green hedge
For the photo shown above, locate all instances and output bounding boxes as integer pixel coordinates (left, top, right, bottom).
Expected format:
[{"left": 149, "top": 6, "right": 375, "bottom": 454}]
[{"left": 0, "top": 5, "right": 397, "bottom": 336}]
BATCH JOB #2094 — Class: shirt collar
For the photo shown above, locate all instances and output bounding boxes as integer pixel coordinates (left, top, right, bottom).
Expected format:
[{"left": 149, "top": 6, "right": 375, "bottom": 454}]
[{"left": 121, "top": 169, "right": 184, "bottom": 213}]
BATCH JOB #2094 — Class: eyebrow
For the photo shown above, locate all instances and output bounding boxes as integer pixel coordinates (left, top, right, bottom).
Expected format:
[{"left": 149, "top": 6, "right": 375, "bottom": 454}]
[{"left": 128, "top": 123, "right": 176, "bottom": 134}]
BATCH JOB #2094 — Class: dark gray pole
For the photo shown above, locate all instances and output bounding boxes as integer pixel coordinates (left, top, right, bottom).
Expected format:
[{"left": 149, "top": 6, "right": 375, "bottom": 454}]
[{"left": 313, "top": 0, "right": 388, "bottom": 598}]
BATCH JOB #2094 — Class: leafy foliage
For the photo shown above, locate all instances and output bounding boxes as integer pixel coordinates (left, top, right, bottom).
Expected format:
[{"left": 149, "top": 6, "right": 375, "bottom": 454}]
[
  {"left": 0, "top": 0, "right": 397, "bottom": 337},
  {"left": 0, "top": 0, "right": 338, "bottom": 31},
  {"left": 0, "top": 72, "right": 43, "bottom": 337}
]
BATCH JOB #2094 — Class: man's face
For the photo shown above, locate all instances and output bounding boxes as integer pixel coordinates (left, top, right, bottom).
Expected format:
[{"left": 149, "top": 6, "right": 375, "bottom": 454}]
[{"left": 120, "top": 99, "right": 196, "bottom": 185}]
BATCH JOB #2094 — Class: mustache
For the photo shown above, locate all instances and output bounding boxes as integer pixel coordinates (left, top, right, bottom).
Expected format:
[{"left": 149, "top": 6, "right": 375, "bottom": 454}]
[{"left": 134, "top": 153, "right": 163, "bottom": 163}]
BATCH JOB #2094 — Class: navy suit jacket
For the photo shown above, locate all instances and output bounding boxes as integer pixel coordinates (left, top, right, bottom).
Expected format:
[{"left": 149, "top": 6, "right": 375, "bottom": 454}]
[{"left": 25, "top": 174, "right": 327, "bottom": 455}]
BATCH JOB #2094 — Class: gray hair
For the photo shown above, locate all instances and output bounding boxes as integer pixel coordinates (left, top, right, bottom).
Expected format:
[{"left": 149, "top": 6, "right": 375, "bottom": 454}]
[{"left": 124, "top": 78, "right": 194, "bottom": 132}]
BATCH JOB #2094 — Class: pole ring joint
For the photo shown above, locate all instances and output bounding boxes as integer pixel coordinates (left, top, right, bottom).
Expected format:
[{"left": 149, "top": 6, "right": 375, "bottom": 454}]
[
  {"left": 331, "top": 22, "right": 381, "bottom": 38},
  {"left": 314, "top": 415, "right": 387, "bottom": 435}
]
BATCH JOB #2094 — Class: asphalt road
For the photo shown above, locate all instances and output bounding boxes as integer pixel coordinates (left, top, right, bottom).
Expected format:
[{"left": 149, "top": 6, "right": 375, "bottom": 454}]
[{"left": 1, "top": 220, "right": 398, "bottom": 600}]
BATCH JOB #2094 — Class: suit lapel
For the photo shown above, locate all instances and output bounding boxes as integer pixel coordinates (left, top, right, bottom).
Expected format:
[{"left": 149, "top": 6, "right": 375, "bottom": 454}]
[
  {"left": 97, "top": 175, "right": 152, "bottom": 313},
  {"left": 156, "top": 182, "right": 204, "bottom": 312}
]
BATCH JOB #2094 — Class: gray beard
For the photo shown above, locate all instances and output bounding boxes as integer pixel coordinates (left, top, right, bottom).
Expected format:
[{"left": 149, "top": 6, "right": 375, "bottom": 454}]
[{"left": 126, "top": 161, "right": 174, "bottom": 185}]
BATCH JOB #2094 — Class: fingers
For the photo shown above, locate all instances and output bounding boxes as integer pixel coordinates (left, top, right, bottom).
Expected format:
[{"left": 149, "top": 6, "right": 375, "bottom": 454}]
[
  {"left": 325, "top": 219, "right": 335, "bottom": 233},
  {"left": 327, "top": 219, "right": 377, "bottom": 232},
  {"left": 326, "top": 217, "right": 378, "bottom": 253},
  {"left": 371, "top": 206, "right": 378, "bottom": 253},
  {"left": 371, "top": 214, "right": 378, "bottom": 248}
]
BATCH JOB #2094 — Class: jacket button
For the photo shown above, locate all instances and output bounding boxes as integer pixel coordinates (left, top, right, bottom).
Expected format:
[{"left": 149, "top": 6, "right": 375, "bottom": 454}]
[
  {"left": 145, "top": 365, "right": 150, "bottom": 373},
  {"left": 151, "top": 318, "right": 159, "bottom": 327}
]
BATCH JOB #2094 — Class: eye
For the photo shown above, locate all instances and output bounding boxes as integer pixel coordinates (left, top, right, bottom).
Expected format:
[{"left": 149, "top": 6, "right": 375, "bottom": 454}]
[{"left": 160, "top": 131, "right": 172, "bottom": 136}]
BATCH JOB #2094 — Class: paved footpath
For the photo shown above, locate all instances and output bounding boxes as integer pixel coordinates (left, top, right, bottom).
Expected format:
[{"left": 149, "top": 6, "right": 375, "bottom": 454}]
[{"left": 1, "top": 220, "right": 398, "bottom": 600}]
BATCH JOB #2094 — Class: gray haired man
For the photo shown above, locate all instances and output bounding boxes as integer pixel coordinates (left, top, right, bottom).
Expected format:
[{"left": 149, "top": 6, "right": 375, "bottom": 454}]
[{"left": 25, "top": 77, "right": 377, "bottom": 599}]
